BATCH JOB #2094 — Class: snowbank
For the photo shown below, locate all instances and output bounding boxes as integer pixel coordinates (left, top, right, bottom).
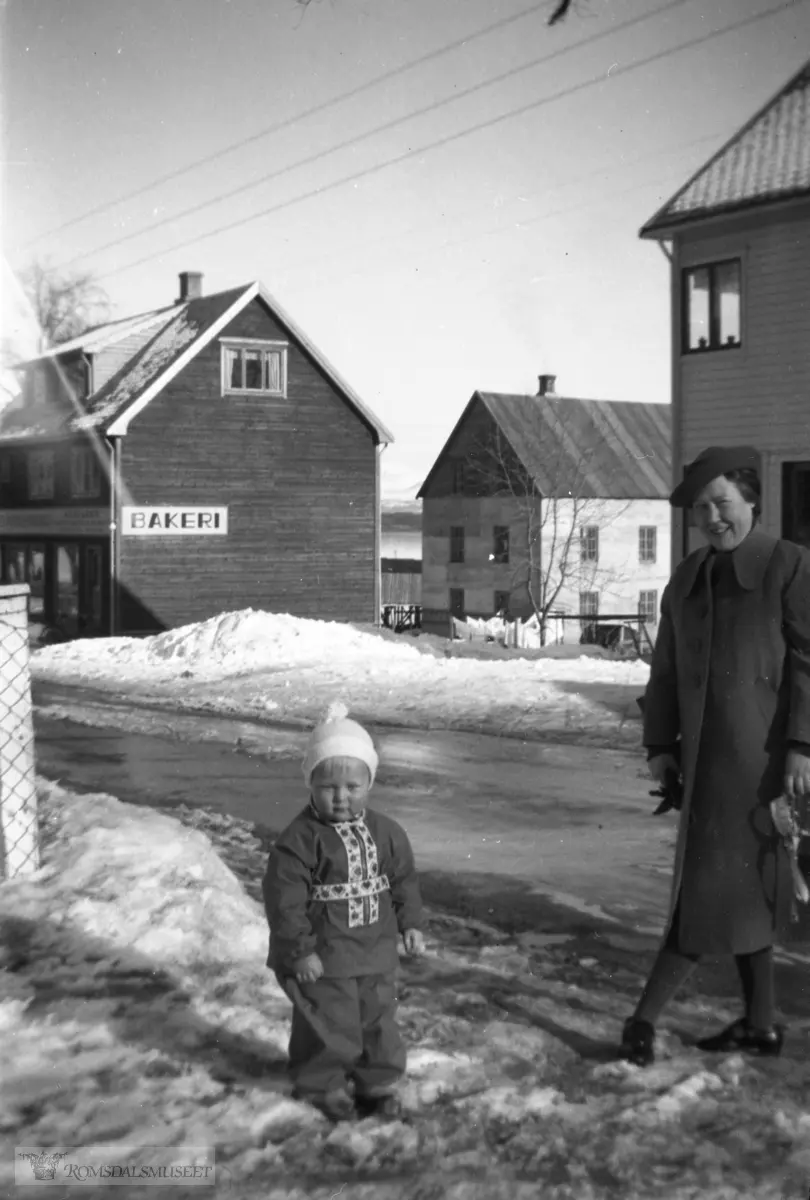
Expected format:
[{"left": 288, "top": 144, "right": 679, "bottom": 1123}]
[
  {"left": 2, "top": 783, "right": 809, "bottom": 1199},
  {"left": 33, "top": 609, "right": 650, "bottom": 745}
]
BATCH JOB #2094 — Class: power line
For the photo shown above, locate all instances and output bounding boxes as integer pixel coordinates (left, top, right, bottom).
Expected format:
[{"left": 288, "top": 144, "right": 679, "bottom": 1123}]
[
  {"left": 21, "top": 1, "right": 567, "bottom": 249},
  {"left": 97, "top": 0, "right": 804, "bottom": 284},
  {"left": 263, "top": 129, "right": 726, "bottom": 283},
  {"left": 58, "top": 0, "right": 688, "bottom": 271}
]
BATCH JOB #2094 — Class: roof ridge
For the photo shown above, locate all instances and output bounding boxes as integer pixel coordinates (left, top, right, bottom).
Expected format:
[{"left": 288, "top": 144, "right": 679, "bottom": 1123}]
[{"left": 640, "top": 55, "right": 810, "bottom": 236}]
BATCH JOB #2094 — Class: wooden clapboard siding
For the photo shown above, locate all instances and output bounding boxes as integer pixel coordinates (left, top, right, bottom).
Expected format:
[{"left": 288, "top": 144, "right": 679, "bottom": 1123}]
[
  {"left": 673, "top": 202, "right": 810, "bottom": 558},
  {"left": 118, "top": 296, "right": 377, "bottom": 630}
]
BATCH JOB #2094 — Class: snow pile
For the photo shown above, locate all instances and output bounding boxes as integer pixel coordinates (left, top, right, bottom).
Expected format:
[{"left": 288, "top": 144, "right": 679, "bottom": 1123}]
[
  {"left": 2, "top": 783, "right": 809, "bottom": 1199},
  {"left": 34, "top": 608, "right": 650, "bottom": 746}
]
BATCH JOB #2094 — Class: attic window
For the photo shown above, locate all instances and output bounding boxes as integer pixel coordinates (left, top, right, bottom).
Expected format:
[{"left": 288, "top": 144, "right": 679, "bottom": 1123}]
[
  {"left": 682, "top": 259, "right": 741, "bottom": 352},
  {"left": 221, "top": 340, "right": 287, "bottom": 397}
]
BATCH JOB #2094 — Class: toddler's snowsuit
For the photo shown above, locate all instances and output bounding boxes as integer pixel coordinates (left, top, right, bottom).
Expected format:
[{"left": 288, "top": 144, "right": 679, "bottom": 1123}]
[{"left": 263, "top": 803, "right": 423, "bottom": 1101}]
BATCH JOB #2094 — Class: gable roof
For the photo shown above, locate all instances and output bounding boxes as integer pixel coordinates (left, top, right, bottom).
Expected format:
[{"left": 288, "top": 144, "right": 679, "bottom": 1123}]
[
  {"left": 641, "top": 58, "right": 810, "bottom": 237},
  {"left": 0, "top": 281, "right": 394, "bottom": 445},
  {"left": 418, "top": 392, "right": 671, "bottom": 500}
]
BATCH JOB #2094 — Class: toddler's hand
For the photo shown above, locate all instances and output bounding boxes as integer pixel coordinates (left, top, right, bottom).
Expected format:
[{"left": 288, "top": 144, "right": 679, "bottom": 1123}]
[
  {"left": 403, "top": 929, "right": 426, "bottom": 956},
  {"left": 293, "top": 953, "right": 324, "bottom": 983}
]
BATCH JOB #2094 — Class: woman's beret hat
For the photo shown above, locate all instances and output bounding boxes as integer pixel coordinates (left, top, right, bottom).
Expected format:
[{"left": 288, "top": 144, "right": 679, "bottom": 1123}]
[{"left": 669, "top": 445, "right": 760, "bottom": 508}]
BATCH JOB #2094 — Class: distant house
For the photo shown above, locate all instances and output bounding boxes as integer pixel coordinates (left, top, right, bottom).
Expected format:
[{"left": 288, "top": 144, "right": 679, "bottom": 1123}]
[
  {"left": 0, "top": 272, "right": 393, "bottom": 636},
  {"left": 417, "top": 376, "right": 671, "bottom": 641},
  {"left": 640, "top": 58, "right": 810, "bottom": 569}
]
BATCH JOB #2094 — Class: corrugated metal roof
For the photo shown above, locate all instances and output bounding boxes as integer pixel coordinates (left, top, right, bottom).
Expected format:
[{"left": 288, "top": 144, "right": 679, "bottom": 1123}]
[
  {"left": 642, "top": 59, "right": 810, "bottom": 236},
  {"left": 419, "top": 392, "right": 671, "bottom": 499}
]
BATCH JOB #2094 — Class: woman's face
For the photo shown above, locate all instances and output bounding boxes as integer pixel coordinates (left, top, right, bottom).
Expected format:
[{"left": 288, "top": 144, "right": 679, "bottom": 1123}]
[{"left": 692, "top": 475, "right": 754, "bottom": 551}]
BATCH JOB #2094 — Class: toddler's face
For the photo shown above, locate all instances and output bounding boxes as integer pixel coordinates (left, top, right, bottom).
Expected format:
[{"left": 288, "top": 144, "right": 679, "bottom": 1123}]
[{"left": 310, "top": 757, "right": 371, "bottom": 823}]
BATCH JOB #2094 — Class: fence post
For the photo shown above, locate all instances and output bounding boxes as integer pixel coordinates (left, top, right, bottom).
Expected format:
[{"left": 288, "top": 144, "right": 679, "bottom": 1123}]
[{"left": 0, "top": 584, "right": 39, "bottom": 880}]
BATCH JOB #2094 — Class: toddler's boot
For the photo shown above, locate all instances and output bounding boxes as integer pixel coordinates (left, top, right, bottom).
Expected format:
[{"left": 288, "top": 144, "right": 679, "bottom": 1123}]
[{"left": 619, "top": 1017, "right": 656, "bottom": 1067}]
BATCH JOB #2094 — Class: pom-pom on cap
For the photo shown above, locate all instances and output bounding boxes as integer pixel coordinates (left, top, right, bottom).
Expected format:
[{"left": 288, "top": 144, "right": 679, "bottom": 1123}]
[{"left": 302, "top": 700, "right": 378, "bottom": 785}]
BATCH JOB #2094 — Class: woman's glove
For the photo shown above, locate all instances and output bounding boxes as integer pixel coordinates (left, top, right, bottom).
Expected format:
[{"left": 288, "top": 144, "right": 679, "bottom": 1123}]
[{"left": 402, "top": 929, "right": 426, "bottom": 956}]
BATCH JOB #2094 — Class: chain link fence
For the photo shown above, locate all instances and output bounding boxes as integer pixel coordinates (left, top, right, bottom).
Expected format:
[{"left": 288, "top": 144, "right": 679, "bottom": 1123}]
[{"left": 0, "top": 584, "right": 39, "bottom": 879}]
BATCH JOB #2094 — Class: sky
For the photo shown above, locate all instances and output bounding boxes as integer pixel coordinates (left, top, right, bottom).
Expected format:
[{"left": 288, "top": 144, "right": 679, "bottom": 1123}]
[{"left": 2, "top": 0, "right": 809, "bottom": 500}]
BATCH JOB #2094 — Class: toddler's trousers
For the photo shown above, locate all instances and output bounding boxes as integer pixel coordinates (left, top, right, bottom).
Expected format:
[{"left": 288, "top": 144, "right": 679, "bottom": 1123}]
[{"left": 277, "top": 971, "right": 405, "bottom": 1099}]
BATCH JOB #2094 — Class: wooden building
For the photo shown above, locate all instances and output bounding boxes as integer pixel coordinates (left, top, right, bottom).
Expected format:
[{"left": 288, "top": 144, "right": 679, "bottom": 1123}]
[
  {"left": 0, "top": 273, "right": 393, "bottom": 636},
  {"left": 640, "top": 58, "right": 810, "bottom": 569},
  {"left": 418, "top": 378, "right": 671, "bottom": 640}
]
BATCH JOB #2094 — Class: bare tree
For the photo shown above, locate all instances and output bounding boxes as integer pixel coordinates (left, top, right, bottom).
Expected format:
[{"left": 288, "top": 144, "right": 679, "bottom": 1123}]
[
  {"left": 18, "top": 260, "right": 111, "bottom": 353},
  {"left": 467, "top": 426, "right": 632, "bottom": 642}
]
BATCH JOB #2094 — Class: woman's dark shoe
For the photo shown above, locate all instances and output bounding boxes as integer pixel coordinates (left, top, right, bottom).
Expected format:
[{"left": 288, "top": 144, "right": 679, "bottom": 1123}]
[
  {"left": 696, "top": 1017, "right": 784, "bottom": 1056},
  {"left": 619, "top": 1017, "right": 656, "bottom": 1067},
  {"left": 354, "top": 1092, "right": 402, "bottom": 1120}
]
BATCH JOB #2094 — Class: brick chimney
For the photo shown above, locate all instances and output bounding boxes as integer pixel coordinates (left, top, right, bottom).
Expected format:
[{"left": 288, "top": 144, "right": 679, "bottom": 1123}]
[
  {"left": 177, "top": 271, "right": 203, "bottom": 302},
  {"left": 537, "top": 373, "right": 557, "bottom": 396}
]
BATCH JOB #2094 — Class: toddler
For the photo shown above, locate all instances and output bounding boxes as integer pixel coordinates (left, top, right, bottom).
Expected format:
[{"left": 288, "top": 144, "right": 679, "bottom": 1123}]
[{"left": 263, "top": 702, "right": 425, "bottom": 1122}]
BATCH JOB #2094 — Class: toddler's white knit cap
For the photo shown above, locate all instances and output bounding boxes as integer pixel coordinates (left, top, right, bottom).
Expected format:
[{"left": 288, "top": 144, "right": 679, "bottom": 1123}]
[{"left": 302, "top": 701, "right": 379, "bottom": 785}]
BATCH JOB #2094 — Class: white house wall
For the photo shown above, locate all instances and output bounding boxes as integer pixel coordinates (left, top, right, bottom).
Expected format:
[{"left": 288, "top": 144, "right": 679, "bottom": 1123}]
[
  {"left": 673, "top": 203, "right": 810, "bottom": 561},
  {"left": 422, "top": 494, "right": 671, "bottom": 641}
]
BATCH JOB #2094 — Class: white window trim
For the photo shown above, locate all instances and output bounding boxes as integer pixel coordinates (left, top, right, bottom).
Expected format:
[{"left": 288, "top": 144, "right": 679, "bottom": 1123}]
[{"left": 220, "top": 338, "right": 288, "bottom": 397}]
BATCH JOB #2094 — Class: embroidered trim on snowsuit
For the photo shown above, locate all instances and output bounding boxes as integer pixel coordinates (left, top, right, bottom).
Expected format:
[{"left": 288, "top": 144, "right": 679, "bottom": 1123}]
[{"left": 312, "top": 819, "right": 390, "bottom": 927}]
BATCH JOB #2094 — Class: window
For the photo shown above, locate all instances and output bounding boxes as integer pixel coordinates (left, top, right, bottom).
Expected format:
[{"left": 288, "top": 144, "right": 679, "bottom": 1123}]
[
  {"left": 28, "top": 450, "right": 55, "bottom": 500},
  {"left": 639, "top": 590, "right": 659, "bottom": 626},
  {"left": 492, "top": 526, "right": 510, "bottom": 564},
  {"left": 449, "top": 588, "right": 465, "bottom": 618},
  {"left": 222, "top": 341, "right": 287, "bottom": 396},
  {"left": 639, "top": 526, "right": 657, "bottom": 563},
  {"left": 70, "top": 447, "right": 101, "bottom": 498},
  {"left": 683, "top": 259, "right": 741, "bottom": 352},
  {"left": 1, "top": 543, "right": 46, "bottom": 618},
  {"left": 580, "top": 525, "right": 599, "bottom": 562},
  {"left": 494, "top": 590, "right": 511, "bottom": 615},
  {"left": 449, "top": 525, "right": 465, "bottom": 563},
  {"left": 579, "top": 590, "right": 599, "bottom": 638}
]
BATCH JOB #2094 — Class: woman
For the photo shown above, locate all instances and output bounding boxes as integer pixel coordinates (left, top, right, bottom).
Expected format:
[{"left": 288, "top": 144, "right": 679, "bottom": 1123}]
[{"left": 621, "top": 445, "right": 810, "bottom": 1067}]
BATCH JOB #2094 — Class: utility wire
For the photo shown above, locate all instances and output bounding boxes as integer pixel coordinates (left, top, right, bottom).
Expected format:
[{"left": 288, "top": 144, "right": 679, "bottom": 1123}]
[
  {"left": 58, "top": 0, "right": 687, "bottom": 271},
  {"left": 261, "top": 129, "right": 726, "bottom": 283},
  {"left": 22, "top": 0, "right": 581, "bottom": 248},
  {"left": 96, "top": 0, "right": 804, "bottom": 283}
]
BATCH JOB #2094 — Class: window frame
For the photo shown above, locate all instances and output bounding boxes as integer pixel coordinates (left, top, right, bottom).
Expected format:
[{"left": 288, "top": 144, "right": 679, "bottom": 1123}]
[
  {"left": 494, "top": 589, "right": 511, "bottom": 614},
  {"left": 449, "top": 587, "right": 465, "bottom": 619},
  {"left": 580, "top": 525, "right": 599, "bottom": 563},
  {"left": 70, "top": 446, "right": 101, "bottom": 499},
  {"left": 492, "top": 525, "right": 510, "bottom": 564},
  {"left": 681, "top": 258, "right": 742, "bottom": 354},
  {"left": 220, "top": 338, "right": 288, "bottom": 397},
  {"left": 638, "top": 526, "right": 657, "bottom": 563},
  {"left": 27, "top": 450, "right": 55, "bottom": 501},
  {"left": 451, "top": 459, "right": 467, "bottom": 495},
  {"left": 449, "top": 525, "right": 465, "bottom": 564},
  {"left": 639, "top": 589, "right": 659, "bottom": 626}
]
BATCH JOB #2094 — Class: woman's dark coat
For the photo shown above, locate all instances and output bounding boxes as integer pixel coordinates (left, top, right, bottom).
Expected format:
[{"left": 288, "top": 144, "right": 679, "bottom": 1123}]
[{"left": 643, "top": 528, "right": 810, "bottom": 954}]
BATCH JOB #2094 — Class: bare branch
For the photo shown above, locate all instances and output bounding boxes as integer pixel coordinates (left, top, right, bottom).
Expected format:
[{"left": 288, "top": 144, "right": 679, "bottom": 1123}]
[{"left": 18, "top": 259, "right": 111, "bottom": 353}]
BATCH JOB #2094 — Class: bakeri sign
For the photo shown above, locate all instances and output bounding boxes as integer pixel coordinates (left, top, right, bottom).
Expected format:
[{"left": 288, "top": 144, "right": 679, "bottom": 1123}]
[{"left": 122, "top": 507, "right": 228, "bottom": 536}]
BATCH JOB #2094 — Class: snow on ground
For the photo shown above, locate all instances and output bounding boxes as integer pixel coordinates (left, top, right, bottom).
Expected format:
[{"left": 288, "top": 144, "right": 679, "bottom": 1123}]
[
  {"left": 3, "top": 783, "right": 809, "bottom": 1200},
  {"left": 33, "top": 609, "right": 650, "bottom": 745}
]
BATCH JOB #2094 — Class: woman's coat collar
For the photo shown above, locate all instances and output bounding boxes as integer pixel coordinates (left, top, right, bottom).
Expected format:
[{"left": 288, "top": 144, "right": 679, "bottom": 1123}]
[{"left": 681, "top": 526, "right": 778, "bottom": 596}]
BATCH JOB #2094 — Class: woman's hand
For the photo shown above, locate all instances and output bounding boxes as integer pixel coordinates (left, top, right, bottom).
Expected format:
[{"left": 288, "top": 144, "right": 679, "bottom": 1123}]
[
  {"left": 402, "top": 929, "right": 426, "bottom": 956},
  {"left": 784, "top": 749, "right": 810, "bottom": 802},
  {"left": 292, "top": 953, "right": 324, "bottom": 983},
  {"left": 649, "top": 753, "right": 680, "bottom": 784}
]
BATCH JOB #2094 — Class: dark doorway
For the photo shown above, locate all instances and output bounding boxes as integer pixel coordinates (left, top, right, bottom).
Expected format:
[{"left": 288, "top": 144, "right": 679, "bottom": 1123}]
[{"left": 782, "top": 462, "right": 810, "bottom": 549}]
